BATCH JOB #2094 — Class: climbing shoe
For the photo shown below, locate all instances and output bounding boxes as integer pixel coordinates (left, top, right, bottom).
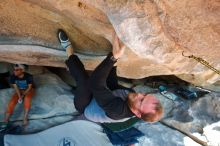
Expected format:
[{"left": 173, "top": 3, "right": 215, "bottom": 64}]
[{"left": 57, "top": 29, "right": 72, "bottom": 50}]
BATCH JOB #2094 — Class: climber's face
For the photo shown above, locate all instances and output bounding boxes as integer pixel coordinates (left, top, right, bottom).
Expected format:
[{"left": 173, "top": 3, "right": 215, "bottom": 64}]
[{"left": 128, "top": 93, "right": 163, "bottom": 122}]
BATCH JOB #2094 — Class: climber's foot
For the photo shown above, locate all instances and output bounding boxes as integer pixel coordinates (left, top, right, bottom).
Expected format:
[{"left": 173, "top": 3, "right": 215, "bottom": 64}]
[
  {"left": 57, "top": 29, "right": 71, "bottom": 49},
  {"left": 57, "top": 29, "right": 74, "bottom": 57}
]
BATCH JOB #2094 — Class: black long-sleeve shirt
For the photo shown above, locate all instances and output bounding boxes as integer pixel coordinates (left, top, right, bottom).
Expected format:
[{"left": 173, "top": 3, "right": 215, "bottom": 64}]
[{"left": 89, "top": 53, "right": 134, "bottom": 120}]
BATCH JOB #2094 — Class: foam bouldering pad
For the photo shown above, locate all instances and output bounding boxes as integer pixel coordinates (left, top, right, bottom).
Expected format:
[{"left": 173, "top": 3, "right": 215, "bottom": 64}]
[{"left": 4, "top": 120, "right": 112, "bottom": 146}]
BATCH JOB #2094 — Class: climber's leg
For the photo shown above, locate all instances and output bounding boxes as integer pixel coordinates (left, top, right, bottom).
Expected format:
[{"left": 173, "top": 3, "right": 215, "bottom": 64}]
[{"left": 58, "top": 29, "right": 93, "bottom": 113}]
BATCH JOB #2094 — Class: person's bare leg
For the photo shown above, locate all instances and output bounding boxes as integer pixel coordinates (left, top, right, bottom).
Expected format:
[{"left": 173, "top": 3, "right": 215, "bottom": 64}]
[
  {"left": 4, "top": 113, "right": 10, "bottom": 123},
  {"left": 23, "top": 109, "right": 29, "bottom": 126}
]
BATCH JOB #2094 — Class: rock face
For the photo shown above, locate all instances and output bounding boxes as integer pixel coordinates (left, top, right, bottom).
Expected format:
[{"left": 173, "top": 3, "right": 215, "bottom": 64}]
[
  {"left": 134, "top": 85, "right": 220, "bottom": 146},
  {"left": 0, "top": 0, "right": 220, "bottom": 85},
  {"left": 0, "top": 72, "right": 76, "bottom": 124}
]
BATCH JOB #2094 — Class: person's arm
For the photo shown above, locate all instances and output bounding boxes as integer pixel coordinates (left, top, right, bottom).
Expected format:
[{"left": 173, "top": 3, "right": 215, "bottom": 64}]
[
  {"left": 89, "top": 31, "right": 125, "bottom": 90},
  {"left": 12, "top": 84, "right": 22, "bottom": 99},
  {"left": 89, "top": 32, "right": 133, "bottom": 120},
  {"left": 23, "top": 74, "right": 33, "bottom": 96},
  {"left": 10, "top": 75, "right": 21, "bottom": 98},
  {"left": 23, "top": 84, "right": 33, "bottom": 96}
]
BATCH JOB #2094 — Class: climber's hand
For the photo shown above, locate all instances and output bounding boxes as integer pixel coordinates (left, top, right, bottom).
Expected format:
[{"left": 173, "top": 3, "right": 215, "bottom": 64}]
[{"left": 112, "top": 31, "right": 126, "bottom": 59}]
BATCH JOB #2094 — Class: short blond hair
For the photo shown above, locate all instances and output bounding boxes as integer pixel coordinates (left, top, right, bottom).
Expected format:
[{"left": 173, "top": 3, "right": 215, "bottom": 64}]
[{"left": 141, "top": 102, "right": 163, "bottom": 122}]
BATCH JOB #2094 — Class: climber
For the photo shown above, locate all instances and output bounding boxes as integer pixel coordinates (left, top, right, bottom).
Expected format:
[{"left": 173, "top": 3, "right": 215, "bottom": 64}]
[
  {"left": 4, "top": 64, "right": 34, "bottom": 126},
  {"left": 58, "top": 29, "right": 163, "bottom": 123}
]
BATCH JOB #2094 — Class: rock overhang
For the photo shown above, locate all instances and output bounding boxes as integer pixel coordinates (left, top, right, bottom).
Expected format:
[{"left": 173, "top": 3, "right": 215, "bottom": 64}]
[{"left": 0, "top": 0, "right": 220, "bottom": 86}]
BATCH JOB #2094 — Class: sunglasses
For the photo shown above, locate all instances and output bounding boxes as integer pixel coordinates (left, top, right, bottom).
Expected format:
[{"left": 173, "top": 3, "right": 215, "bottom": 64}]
[{"left": 14, "top": 69, "right": 22, "bottom": 72}]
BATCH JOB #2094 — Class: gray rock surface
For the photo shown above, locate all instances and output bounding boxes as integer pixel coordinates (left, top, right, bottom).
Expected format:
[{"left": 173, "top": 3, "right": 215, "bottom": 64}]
[
  {"left": 0, "top": 73, "right": 77, "bottom": 123},
  {"left": 133, "top": 84, "right": 220, "bottom": 146},
  {"left": 1, "top": 69, "right": 220, "bottom": 146},
  {"left": 136, "top": 122, "right": 186, "bottom": 146},
  {"left": 203, "top": 121, "right": 220, "bottom": 146}
]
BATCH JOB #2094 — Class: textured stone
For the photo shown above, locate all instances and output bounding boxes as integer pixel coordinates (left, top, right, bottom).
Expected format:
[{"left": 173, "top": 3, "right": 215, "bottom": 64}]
[
  {"left": 161, "top": 92, "right": 220, "bottom": 136},
  {"left": 203, "top": 121, "right": 220, "bottom": 146},
  {"left": 134, "top": 84, "right": 220, "bottom": 145},
  {"left": 0, "top": 62, "right": 13, "bottom": 73},
  {"left": 135, "top": 122, "right": 186, "bottom": 146},
  {"left": 0, "top": 0, "right": 220, "bottom": 85}
]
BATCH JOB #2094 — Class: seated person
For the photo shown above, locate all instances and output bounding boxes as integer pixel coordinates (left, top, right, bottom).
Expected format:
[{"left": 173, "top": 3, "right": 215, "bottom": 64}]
[
  {"left": 58, "top": 29, "right": 163, "bottom": 123},
  {"left": 4, "top": 64, "right": 34, "bottom": 126}
]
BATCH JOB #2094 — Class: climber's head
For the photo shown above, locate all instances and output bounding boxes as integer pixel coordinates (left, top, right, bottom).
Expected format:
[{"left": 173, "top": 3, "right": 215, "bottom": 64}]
[
  {"left": 128, "top": 93, "right": 163, "bottom": 122},
  {"left": 14, "top": 64, "right": 25, "bottom": 77}
]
